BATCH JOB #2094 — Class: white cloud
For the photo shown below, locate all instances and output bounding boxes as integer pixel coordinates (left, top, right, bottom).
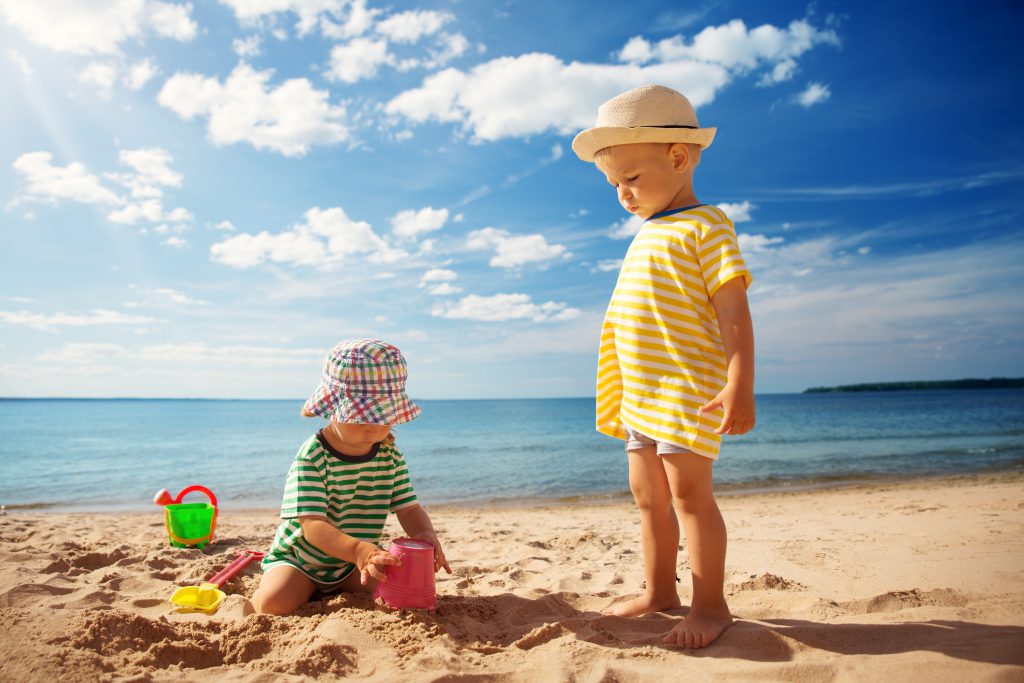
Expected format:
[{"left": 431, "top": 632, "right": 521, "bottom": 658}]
[
  {"left": 8, "top": 49, "right": 32, "bottom": 80},
  {"left": 112, "top": 147, "right": 183, "bottom": 196},
  {"left": 320, "top": 0, "right": 377, "bottom": 39},
  {"left": 126, "top": 58, "right": 158, "bottom": 90},
  {"left": 326, "top": 37, "right": 392, "bottom": 83},
  {"left": 138, "top": 287, "right": 208, "bottom": 306},
  {"left": 594, "top": 259, "right": 623, "bottom": 272},
  {"left": 215, "top": 219, "right": 237, "bottom": 231},
  {"left": 79, "top": 61, "right": 119, "bottom": 98},
  {"left": 738, "top": 233, "right": 786, "bottom": 255},
  {"left": 162, "top": 236, "right": 187, "bottom": 248},
  {"left": 219, "top": 0, "right": 353, "bottom": 37},
  {"left": 717, "top": 200, "right": 755, "bottom": 223},
  {"left": 420, "top": 268, "right": 458, "bottom": 283},
  {"left": 10, "top": 152, "right": 120, "bottom": 206},
  {"left": 796, "top": 82, "right": 831, "bottom": 107},
  {"left": 78, "top": 58, "right": 158, "bottom": 98},
  {"left": 158, "top": 62, "right": 350, "bottom": 156},
  {"left": 35, "top": 341, "right": 321, "bottom": 367},
  {"left": 419, "top": 268, "right": 461, "bottom": 295},
  {"left": 748, "top": 237, "right": 1024, "bottom": 388},
  {"left": 432, "top": 293, "right": 581, "bottom": 322},
  {"left": 11, "top": 148, "right": 193, "bottom": 231},
  {"left": 391, "top": 206, "right": 449, "bottom": 240},
  {"left": 0, "top": 308, "right": 159, "bottom": 332},
  {"left": 466, "top": 227, "right": 570, "bottom": 268},
  {"left": 618, "top": 19, "right": 838, "bottom": 73},
  {"left": 387, "top": 17, "right": 838, "bottom": 142},
  {"left": 426, "top": 282, "right": 462, "bottom": 296},
  {"left": 0, "top": 0, "right": 197, "bottom": 55},
  {"left": 233, "top": 34, "right": 262, "bottom": 57},
  {"left": 375, "top": 9, "right": 451, "bottom": 43},
  {"left": 148, "top": 1, "right": 197, "bottom": 41},
  {"left": 760, "top": 58, "right": 797, "bottom": 86},
  {"left": 609, "top": 215, "right": 645, "bottom": 239},
  {"left": 210, "top": 206, "right": 405, "bottom": 269}
]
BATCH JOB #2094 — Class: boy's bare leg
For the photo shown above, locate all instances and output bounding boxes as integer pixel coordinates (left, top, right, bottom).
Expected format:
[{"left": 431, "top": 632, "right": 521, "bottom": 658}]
[
  {"left": 250, "top": 564, "right": 316, "bottom": 615},
  {"left": 661, "top": 452, "right": 733, "bottom": 648},
  {"left": 603, "top": 445, "right": 682, "bottom": 617}
]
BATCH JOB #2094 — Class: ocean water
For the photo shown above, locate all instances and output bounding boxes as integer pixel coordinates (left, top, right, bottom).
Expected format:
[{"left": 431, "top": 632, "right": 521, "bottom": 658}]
[{"left": 0, "top": 390, "right": 1022, "bottom": 512}]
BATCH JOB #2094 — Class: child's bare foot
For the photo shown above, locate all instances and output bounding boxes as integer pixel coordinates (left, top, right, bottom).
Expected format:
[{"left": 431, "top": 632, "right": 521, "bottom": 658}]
[
  {"left": 662, "top": 608, "right": 733, "bottom": 648},
  {"left": 602, "top": 593, "right": 681, "bottom": 618}
]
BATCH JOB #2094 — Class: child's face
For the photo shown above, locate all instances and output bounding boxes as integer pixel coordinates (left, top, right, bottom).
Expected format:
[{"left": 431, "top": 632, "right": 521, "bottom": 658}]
[
  {"left": 332, "top": 421, "right": 391, "bottom": 451},
  {"left": 594, "top": 143, "right": 694, "bottom": 219}
]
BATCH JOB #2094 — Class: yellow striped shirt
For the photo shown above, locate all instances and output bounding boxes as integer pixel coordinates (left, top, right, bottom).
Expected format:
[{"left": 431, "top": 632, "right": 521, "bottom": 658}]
[{"left": 596, "top": 204, "right": 751, "bottom": 459}]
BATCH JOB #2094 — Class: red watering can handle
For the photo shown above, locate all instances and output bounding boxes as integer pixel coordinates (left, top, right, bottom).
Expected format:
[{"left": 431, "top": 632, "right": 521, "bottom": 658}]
[
  {"left": 207, "top": 550, "right": 265, "bottom": 587},
  {"left": 174, "top": 485, "right": 218, "bottom": 507}
]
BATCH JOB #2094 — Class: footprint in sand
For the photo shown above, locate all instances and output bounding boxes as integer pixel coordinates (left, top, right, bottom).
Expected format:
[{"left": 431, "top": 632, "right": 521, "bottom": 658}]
[
  {"left": 846, "top": 588, "right": 969, "bottom": 614},
  {"left": 734, "top": 573, "right": 808, "bottom": 592}
]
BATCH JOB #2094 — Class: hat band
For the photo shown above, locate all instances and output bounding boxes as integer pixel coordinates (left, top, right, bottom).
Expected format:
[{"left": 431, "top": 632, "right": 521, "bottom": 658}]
[{"left": 632, "top": 124, "right": 697, "bottom": 129}]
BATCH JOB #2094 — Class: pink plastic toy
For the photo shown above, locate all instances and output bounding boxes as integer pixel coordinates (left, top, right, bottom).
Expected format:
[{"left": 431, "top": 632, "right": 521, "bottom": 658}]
[{"left": 373, "top": 538, "right": 437, "bottom": 611}]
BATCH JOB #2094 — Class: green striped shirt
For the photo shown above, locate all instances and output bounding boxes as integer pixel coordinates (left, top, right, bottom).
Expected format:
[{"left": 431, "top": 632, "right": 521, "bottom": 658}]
[{"left": 262, "top": 431, "right": 419, "bottom": 584}]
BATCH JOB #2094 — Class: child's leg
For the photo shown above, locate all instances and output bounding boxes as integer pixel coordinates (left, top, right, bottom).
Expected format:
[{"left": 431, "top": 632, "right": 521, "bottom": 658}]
[
  {"left": 602, "top": 445, "right": 682, "bottom": 616},
  {"left": 661, "top": 452, "right": 733, "bottom": 648},
  {"left": 250, "top": 564, "right": 316, "bottom": 615}
]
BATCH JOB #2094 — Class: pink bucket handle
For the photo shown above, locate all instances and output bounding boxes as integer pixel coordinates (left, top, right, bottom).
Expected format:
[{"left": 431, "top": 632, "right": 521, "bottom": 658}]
[{"left": 173, "top": 485, "right": 218, "bottom": 507}]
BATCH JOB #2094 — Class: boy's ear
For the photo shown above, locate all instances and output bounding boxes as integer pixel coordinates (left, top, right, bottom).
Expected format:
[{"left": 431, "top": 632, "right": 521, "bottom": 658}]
[{"left": 668, "top": 143, "right": 695, "bottom": 171}]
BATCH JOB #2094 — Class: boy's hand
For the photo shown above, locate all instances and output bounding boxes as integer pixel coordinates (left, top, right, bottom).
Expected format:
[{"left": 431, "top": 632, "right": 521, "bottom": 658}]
[
  {"left": 700, "top": 382, "right": 756, "bottom": 435},
  {"left": 411, "top": 531, "right": 452, "bottom": 574},
  {"left": 356, "top": 542, "right": 400, "bottom": 585}
]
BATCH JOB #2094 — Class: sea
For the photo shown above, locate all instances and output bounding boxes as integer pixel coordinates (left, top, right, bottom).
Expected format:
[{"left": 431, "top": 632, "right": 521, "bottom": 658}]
[{"left": 1, "top": 390, "right": 1022, "bottom": 512}]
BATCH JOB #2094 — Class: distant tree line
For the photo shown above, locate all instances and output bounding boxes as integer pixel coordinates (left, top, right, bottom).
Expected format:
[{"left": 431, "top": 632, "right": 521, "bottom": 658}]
[{"left": 804, "top": 378, "right": 1024, "bottom": 393}]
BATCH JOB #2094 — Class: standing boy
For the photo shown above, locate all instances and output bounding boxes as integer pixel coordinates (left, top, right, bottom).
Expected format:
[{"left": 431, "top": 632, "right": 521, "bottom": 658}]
[{"left": 573, "top": 84, "right": 756, "bottom": 648}]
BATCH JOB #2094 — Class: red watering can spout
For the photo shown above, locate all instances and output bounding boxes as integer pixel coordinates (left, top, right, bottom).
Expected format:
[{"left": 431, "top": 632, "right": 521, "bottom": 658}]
[
  {"left": 153, "top": 489, "right": 174, "bottom": 506},
  {"left": 153, "top": 485, "right": 218, "bottom": 507}
]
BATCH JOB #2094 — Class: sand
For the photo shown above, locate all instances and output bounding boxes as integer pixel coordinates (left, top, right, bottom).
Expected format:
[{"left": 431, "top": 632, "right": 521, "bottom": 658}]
[{"left": 1, "top": 473, "right": 1022, "bottom": 682}]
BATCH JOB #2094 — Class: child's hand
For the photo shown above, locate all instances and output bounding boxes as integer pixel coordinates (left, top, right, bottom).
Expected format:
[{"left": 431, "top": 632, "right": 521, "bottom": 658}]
[
  {"left": 411, "top": 531, "right": 452, "bottom": 574},
  {"left": 700, "top": 382, "right": 756, "bottom": 435},
  {"left": 356, "top": 543, "right": 400, "bottom": 585}
]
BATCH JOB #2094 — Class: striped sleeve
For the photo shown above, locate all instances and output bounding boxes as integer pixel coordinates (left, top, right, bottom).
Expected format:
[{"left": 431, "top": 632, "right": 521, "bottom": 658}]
[
  {"left": 280, "top": 447, "right": 329, "bottom": 520},
  {"left": 388, "top": 446, "right": 419, "bottom": 513},
  {"left": 696, "top": 215, "right": 751, "bottom": 298}
]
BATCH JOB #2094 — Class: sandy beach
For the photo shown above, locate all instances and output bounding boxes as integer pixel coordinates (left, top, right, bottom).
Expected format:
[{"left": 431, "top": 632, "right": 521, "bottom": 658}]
[{"left": 1, "top": 473, "right": 1022, "bottom": 682}]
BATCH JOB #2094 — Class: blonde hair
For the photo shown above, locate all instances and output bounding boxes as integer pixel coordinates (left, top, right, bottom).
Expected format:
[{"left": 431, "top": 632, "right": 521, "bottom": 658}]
[{"left": 594, "top": 142, "right": 701, "bottom": 165}]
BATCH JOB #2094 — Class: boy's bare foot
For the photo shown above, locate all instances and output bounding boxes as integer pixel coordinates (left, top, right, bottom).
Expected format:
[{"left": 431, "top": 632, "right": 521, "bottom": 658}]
[
  {"left": 601, "top": 593, "right": 681, "bottom": 618},
  {"left": 662, "top": 608, "right": 733, "bottom": 648}
]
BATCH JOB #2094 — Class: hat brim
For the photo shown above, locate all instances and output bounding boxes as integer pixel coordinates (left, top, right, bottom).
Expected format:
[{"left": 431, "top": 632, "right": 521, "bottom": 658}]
[
  {"left": 572, "top": 126, "right": 716, "bottom": 162},
  {"left": 302, "top": 384, "right": 421, "bottom": 426}
]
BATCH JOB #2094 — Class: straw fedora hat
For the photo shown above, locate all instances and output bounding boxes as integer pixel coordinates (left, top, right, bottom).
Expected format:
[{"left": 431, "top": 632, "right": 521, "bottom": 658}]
[{"left": 572, "top": 84, "right": 716, "bottom": 162}]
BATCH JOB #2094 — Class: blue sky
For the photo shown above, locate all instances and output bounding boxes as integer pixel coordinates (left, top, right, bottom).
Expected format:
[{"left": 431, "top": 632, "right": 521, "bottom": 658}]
[{"left": 1, "top": 0, "right": 1022, "bottom": 399}]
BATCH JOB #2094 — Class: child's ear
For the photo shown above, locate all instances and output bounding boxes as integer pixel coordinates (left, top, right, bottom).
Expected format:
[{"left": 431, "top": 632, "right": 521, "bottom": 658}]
[
  {"left": 668, "top": 143, "right": 692, "bottom": 171},
  {"left": 668, "top": 143, "right": 701, "bottom": 171}
]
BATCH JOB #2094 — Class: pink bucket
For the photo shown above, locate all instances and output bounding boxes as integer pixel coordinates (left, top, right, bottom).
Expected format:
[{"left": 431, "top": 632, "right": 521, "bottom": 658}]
[{"left": 373, "top": 538, "right": 437, "bottom": 611}]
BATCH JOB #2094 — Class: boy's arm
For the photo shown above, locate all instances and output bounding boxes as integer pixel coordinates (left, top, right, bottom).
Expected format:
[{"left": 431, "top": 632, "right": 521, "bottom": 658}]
[
  {"left": 396, "top": 504, "right": 452, "bottom": 573},
  {"left": 299, "top": 516, "right": 398, "bottom": 584},
  {"left": 701, "top": 277, "right": 756, "bottom": 435}
]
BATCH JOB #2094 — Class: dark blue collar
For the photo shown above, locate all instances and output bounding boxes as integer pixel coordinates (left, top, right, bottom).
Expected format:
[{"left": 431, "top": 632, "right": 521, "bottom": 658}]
[{"left": 647, "top": 204, "right": 705, "bottom": 221}]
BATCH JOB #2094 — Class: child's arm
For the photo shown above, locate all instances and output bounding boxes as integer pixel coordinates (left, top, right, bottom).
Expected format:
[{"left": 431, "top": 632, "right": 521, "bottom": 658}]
[
  {"left": 396, "top": 504, "right": 452, "bottom": 574},
  {"left": 701, "top": 277, "right": 756, "bottom": 435},
  {"left": 299, "top": 516, "right": 399, "bottom": 585}
]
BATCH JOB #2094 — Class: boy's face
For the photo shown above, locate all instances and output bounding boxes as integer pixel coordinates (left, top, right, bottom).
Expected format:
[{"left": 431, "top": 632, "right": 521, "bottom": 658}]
[
  {"left": 594, "top": 143, "right": 693, "bottom": 220},
  {"left": 332, "top": 421, "right": 391, "bottom": 450}
]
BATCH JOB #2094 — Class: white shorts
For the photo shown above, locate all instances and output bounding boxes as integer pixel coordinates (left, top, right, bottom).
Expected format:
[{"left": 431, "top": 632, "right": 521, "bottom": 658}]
[{"left": 624, "top": 425, "right": 693, "bottom": 456}]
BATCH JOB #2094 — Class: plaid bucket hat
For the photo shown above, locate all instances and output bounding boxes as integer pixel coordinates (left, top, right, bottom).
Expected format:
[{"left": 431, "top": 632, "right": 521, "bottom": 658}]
[{"left": 302, "top": 339, "right": 421, "bottom": 425}]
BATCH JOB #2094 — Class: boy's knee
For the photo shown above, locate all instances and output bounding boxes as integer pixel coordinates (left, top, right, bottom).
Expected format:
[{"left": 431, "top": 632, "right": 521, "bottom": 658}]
[
  {"left": 629, "top": 481, "right": 672, "bottom": 511},
  {"left": 671, "top": 488, "right": 716, "bottom": 515},
  {"left": 250, "top": 590, "right": 295, "bottom": 616}
]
